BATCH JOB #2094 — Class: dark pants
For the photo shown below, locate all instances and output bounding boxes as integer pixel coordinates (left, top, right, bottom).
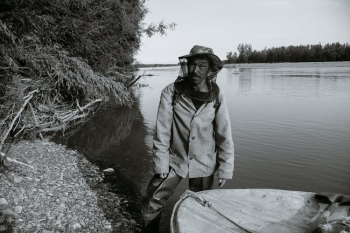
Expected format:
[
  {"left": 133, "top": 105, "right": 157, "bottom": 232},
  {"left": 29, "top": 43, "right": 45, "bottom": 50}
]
[{"left": 142, "top": 168, "right": 214, "bottom": 232}]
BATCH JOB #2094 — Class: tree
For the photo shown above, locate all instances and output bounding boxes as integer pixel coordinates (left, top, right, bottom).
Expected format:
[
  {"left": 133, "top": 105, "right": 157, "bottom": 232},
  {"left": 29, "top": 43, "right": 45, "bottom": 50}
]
[
  {"left": 226, "top": 51, "right": 238, "bottom": 63},
  {"left": 0, "top": 0, "right": 175, "bottom": 72},
  {"left": 237, "top": 43, "right": 252, "bottom": 63}
]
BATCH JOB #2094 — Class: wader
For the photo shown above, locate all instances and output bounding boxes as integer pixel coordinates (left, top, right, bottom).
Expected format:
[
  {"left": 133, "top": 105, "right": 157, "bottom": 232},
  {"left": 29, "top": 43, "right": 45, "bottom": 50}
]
[{"left": 142, "top": 168, "right": 214, "bottom": 233}]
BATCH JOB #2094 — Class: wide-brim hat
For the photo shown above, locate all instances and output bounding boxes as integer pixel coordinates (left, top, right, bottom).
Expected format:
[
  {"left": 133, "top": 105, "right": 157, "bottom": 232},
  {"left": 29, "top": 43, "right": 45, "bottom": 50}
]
[{"left": 178, "top": 45, "right": 223, "bottom": 73}]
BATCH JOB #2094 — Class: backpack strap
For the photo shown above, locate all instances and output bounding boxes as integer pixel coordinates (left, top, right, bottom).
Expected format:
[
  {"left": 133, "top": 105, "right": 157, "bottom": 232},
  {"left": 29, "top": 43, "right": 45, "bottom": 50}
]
[
  {"left": 212, "top": 82, "right": 221, "bottom": 113},
  {"left": 172, "top": 89, "right": 180, "bottom": 106}
]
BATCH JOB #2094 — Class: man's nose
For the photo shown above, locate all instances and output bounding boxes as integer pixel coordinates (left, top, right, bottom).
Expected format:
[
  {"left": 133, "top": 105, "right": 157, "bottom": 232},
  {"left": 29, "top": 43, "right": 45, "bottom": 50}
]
[{"left": 194, "top": 65, "right": 200, "bottom": 73}]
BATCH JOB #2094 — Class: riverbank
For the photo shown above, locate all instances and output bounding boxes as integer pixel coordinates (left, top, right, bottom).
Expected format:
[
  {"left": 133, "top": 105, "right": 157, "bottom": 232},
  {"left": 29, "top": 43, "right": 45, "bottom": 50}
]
[{"left": 0, "top": 139, "right": 140, "bottom": 232}]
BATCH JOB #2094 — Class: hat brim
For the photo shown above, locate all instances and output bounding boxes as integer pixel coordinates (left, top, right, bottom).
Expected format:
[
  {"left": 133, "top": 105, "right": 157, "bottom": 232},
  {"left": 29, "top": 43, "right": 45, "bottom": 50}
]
[{"left": 179, "top": 53, "right": 223, "bottom": 72}]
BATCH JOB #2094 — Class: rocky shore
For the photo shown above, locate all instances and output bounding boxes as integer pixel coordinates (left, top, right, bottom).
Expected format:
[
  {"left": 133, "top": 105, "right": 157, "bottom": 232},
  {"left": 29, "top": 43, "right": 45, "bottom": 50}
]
[{"left": 0, "top": 139, "right": 140, "bottom": 232}]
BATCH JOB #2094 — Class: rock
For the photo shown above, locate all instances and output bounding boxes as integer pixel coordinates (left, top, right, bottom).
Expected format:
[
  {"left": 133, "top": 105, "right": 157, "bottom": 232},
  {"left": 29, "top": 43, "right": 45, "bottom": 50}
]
[
  {"left": 56, "top": 203, "right": 65, "bottom": 212},
  {"left": 42, "top": 230, "right": 53, "bottom": 233},
  {"left": 14, "top": 177, "right": 23, "bottom": 183},
  {"left": 0, "top": 198, "right": 8, "bottom": 210},
  {"left": 0, "top": 199, "right": 7, "bottom": 205},
  {"left": 130, "top": 219, "right": 137, "bottom": 225},
  {"left": 7, "top": 218, "right": 14, "bottom": 223},
  {"left": 26, "top": 223, "right": 33, "bottom": 229},
  {"left": 115, "top": 222, "right": 122, "bottom": 227},
  {"left": 54, "top": 219, "right": 61, "bottom": 225},
  {"left": 104, "top": 223, "right": 112, "bottom": 229},
  {"left": 2, "top": 208, "right": 20, "bottom": 219},
  {"left": 32, "top": 212, "right": 40, "bottom": 218},
  {"left": 14, "top": 206, "right": 23, "bottom": 214},
  {"left": 102, "top": 168, "right": 114, "bottom": 173},
  {"left": 80, "top": 220, "right": 86, "bottom": 227},
  {"left": 0, "top": 225, "right": 7, "bottom": 232},
  {"left": 72, "top": 223, "right": 81, "bottom": 230}
]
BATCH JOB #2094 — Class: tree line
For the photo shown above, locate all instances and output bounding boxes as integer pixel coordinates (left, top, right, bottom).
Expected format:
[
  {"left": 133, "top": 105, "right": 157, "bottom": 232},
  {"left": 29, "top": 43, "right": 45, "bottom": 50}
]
[{"left": 226, "top": 42, "right": 350, "bottom": 63}]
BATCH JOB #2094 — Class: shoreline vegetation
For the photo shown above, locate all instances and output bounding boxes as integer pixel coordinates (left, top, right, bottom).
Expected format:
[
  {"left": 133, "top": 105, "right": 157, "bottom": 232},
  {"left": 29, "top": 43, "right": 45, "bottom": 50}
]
[{"left": 0, "top": 0, "right": 175, "bottom": 232}]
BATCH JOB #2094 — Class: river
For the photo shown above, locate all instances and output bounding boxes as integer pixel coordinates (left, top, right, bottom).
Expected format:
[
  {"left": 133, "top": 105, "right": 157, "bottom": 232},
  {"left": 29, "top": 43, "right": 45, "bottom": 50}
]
[{"left": 54, "top": 62, "right": 350, "bottom": 233}]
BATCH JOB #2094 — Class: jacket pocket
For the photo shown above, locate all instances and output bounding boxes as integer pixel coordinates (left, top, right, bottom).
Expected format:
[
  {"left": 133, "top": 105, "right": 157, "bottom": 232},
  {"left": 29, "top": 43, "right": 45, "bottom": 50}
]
[
  {"left": 169, "top": 148, "right": 177, "bottom": 165},
  {"left": 206, "top": 151, "right": 217, "bottom": 174}
]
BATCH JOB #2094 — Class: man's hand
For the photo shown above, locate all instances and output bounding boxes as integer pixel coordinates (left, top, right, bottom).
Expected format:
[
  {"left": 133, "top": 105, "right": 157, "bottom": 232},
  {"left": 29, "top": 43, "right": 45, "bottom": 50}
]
[
  {"left": 219, "top": 178, "right": 226, "bottom": 187},
  {"left": 159, "top": 173, "right": 168, "bottom": 178}
]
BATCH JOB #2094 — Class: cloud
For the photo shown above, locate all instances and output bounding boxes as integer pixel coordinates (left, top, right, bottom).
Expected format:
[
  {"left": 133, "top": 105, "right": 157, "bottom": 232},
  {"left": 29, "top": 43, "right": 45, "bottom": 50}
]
[{"left": 251, "top": 34, "right": 294, "bottom": 38}]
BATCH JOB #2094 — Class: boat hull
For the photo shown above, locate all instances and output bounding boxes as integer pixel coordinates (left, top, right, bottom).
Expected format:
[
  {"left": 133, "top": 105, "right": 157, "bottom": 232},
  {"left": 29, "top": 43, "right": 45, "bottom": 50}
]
[{"left": 170, "top": 189, "right": 350, "bottom": 233}]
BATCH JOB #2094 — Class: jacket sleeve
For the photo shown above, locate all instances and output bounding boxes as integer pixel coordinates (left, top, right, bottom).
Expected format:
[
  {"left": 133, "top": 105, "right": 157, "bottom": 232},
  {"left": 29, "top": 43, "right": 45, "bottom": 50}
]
[
  {"left": 152, "top": 85, "right": 174, "bottom": 174},
  {"left": 214, "top": 90, "right": 234, "bottom": 179}
]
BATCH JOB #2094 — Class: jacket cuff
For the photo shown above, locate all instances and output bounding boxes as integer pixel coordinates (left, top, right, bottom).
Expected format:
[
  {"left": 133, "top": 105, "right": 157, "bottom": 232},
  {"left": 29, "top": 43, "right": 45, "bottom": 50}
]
[
  {"left": 153, "top": 157, "right": 170, "bottom": 174},
  {"left": 152, "top": 150, "right": 170, "bottom": 174},
  {"left": 217, "top": 172, "right": 233, "bottom": 179},
  {"left": 153, "top": 166, "right": 170, "bottom": 174}
]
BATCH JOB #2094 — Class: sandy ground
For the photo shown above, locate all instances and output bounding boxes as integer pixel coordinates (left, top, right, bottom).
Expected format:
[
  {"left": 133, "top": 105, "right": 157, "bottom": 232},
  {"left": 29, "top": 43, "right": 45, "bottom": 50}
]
[{"left": 0, "top": 139, "right": 140, "bottom": 232}]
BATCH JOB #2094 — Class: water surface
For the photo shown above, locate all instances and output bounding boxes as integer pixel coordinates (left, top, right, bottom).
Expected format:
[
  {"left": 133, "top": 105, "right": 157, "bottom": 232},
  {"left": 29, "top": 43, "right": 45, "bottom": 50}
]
[{"left": 55, "top": 62, "right": 350, "bottom": 233}]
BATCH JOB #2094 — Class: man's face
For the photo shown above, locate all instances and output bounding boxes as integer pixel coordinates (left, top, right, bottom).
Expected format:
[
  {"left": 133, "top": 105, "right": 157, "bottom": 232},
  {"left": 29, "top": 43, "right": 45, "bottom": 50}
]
[{"left": 187, "top": 57, "right": 210, "bottom": 86}]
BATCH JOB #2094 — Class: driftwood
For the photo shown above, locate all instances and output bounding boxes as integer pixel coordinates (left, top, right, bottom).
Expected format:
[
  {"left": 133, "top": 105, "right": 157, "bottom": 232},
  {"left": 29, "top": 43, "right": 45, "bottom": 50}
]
[
  {"left": 29, "top": 102, "right": 44, "bottom": 140},
  {"left": 0, "top": 90, "right": 37, "bottom": 169},
  {"left": 0, "top": 90, "right": 38, "bottom": 152},
  {"left": 0, "top": 152, "right": 34, "bottom": 169},
  {"left": 0, "top": 89, "right": 102, "bottom": 169},
  {"left": 39, "top": 98, "right": 102, "bottom": 132},
  {"left": 127, "top": 73, "right": 144, "bottom": 89}
]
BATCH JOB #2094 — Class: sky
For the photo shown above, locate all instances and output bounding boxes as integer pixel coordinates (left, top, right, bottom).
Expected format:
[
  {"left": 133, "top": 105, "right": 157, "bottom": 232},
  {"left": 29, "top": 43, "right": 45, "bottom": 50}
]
[{"left": 135, "top": 0, "right": 350, "bottom": 64}]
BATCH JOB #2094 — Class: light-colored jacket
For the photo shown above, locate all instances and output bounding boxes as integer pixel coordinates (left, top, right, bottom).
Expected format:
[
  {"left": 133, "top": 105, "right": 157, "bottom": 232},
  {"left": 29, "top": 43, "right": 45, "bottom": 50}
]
[{"left": 153, "top": 83, "right": 234, "bottom": 179}]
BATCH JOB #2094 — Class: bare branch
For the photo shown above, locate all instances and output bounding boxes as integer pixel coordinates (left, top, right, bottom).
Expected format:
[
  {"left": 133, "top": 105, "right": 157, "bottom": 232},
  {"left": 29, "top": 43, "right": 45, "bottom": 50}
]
[{"left": 0, "top": 90, "right": 38, "bottom": 152}]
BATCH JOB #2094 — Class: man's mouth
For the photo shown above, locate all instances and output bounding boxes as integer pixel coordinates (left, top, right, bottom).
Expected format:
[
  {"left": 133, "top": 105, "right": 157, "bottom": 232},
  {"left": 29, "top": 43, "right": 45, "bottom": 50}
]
[{"left": 190, "top": 75, "right": 202, "bottom": 79}]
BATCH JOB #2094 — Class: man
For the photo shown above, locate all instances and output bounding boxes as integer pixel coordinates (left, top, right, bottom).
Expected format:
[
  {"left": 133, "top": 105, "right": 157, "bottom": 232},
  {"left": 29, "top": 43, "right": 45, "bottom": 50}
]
[{"left": 142, "top": 45, "right": 234, "bottom": 232}]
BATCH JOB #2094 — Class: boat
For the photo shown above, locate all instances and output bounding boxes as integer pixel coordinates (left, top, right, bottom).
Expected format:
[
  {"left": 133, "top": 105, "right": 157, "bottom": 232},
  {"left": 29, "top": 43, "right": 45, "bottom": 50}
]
[{"left": 170, "top": 189, "right": 350, "bottom": 233}]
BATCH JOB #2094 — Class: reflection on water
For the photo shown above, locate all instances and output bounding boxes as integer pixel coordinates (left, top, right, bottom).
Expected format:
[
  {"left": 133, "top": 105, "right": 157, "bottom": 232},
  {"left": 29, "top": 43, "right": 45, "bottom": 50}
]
[
  {"left": 57, "top": 104, "right": 135, "bottom": 159},
  {"left": 53, "top": 92, "right": 153, "bottom": 224},
  {"left": 238, "top": 72, "right": 252, "bottom": 93},
  {"left": 55, "top": 62, "right": 350, "bottom": 233}
]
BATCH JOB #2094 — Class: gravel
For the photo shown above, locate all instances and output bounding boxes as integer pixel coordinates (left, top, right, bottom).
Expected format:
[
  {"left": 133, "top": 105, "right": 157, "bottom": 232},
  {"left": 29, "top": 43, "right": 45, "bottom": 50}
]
[{"left": 0, "top": 139, "right": 139, "bottom": 232}]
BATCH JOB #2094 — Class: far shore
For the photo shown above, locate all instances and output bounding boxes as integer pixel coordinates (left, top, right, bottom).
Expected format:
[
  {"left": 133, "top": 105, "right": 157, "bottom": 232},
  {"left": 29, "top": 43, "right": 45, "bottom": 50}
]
[
  {"left": 137, "top": 61, "right": 350, "bottom": 69},
  {"left": 224, "top": 61, "right": 350, "bottom": 68}
]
